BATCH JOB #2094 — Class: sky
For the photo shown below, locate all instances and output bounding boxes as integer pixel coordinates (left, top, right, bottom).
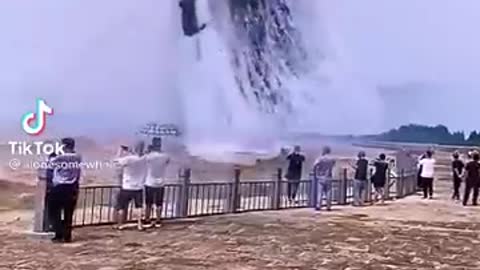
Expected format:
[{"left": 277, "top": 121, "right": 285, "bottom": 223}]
[{"left": 1, "top": 0, "right": 480, "bottom": 138}]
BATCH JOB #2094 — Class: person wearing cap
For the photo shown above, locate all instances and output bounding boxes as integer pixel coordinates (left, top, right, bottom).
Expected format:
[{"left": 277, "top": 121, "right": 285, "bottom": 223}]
[
  {"left": 143, "top": 139, "right": 170, "bottom": 228},
  {"left": 463, "top": 151, "right": 480, "bottom": 206},
  {"left": 113, "top": 141, "right": 147, "bottom": 231},
  {"left": 371, "top": 153, "right": 388, "bottom": 204},
  {"left": 48, "top": 138, "right": 82, "bottom": 243},
  {"left": 352, "top": 151, "right": 368, "bottom": 206},
  {"left": 418, "top": 150, "right": 436, "bottom": 199},
  {"left": 451, "top": 151, "right": 465, "bottom": 201},
  {"left": 285, "top": 145, "right": 306, "bottom": 203},
  {"left": 313, "top": 146, "right": 336, "bottom": 211}
]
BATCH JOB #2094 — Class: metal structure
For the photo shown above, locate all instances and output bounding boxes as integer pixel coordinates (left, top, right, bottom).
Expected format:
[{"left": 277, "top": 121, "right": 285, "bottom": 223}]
[
  {"left": 65, "top": 168, "right": 417, "bottom": 228},
  {"left": 137, "top": 123, "right": 181, "bottom": 137}
]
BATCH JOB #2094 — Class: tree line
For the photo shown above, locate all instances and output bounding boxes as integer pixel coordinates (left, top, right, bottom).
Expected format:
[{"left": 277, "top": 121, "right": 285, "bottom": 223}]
[{"left": 372, "top": 124, "right": 480, "bottom": 146}]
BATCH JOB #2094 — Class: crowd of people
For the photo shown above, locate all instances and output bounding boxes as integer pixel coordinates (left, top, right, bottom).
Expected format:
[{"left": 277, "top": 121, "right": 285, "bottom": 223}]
[
  {"left": 45, "top": 137, "right": 171, "bottom": 243},
  {"left": 44, "top": 138, "right": 480, "bottom": 243},
  {"left": 449, "top": 150, "right": 480, "bottom": 206},
  {"left": 285, "top": 145, "right": 392, "bottom": 211}
]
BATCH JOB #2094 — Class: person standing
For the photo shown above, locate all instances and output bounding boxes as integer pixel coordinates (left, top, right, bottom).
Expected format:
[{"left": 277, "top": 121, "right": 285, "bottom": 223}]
[
  {"left": 463, "top": 151, "right": 480, "bottom": 206},
  {"left": 313, "top": 146, "right": 336, "bottom": 211},
  {"left": 285, "top": 145, "right": 305, "bottom": 203},
  {"left": 371, "top": 153, "right": 388, "bottom": 204},
  {"left": 352, "top": 151, "right": 368, "bottom": 206},
  {"left": 113, "top": 141, "right": 147, "bottom": 231},
  {"left": 451, "top": 151, "right": 465, "bottom": 201},
  {"left": 417, "top": 154, "right": 426, "bottom": 190},
  {"left": 418, "top": 150, "right": 436, "bottom": 199},
  {"left": 144, "top": 141, "right": 171, "bottom": 228},
  {"left": 48, "top": 138, "right": 82, "bottom": 243}
]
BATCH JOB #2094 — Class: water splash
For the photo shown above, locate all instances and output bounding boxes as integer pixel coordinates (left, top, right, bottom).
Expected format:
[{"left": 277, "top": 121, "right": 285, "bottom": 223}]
[{"left": 177, "top": 0, "right": 382, "bottom": 159}]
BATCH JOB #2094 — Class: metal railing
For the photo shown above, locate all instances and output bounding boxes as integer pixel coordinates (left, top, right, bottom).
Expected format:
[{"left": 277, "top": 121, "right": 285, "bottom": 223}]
[{"left": 67, "top": 167, "right": 418, "bottom": 228}]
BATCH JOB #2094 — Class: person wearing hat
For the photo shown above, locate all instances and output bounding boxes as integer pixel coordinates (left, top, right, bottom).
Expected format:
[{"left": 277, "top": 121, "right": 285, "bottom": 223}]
[
  {"left": 48, "top": 137, "right": 82, "bottom": 243},
  {"left": 352, "top": 151, "right": 368, "bottom": 206},
  {"left": 451, "top": 151, "right": 465, "bottom": 201},
  {"left": 312, "top": 146, "right": 336, "bottom": 211},
  {"left": 463, "top": 150, "right": 480, "bottom": 206}
]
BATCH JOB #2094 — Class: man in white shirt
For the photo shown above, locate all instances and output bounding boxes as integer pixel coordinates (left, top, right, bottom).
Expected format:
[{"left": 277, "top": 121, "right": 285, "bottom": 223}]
[
  {"left": 418, "top": 150, "right": 436, "bottom": 199},
  {"left": 113, "top": 141, "right": 147, "bottom": 230},
  {"left": 144, "top": 139, "right": 170, "bottom": 227}
]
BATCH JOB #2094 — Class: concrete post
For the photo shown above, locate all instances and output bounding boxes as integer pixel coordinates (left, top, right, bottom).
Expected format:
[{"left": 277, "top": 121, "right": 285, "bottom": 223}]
[
  {"left": 400, "top": 169, "right": 408, "bottom": 198},
  {"left": 229, "top": 168, "right": 241, "bottom": 213},
  {"left": 33, "top": 168, "right": 48, "bottom": 232},
  {"left": 311, "top": 172, "right": 319, "bottom": 209},
  {"left": 339, "top": 168, "right": 348, "bottom": 205},
  {"left": 396, "top": 169, "right": 402, "bottom": 198},
  {"left": 178, "top": 168, "right": 191, "bottom": 218},
  {"left": 384, "top": 169, "right": 391, "bottom": 200},
  {"left": 366, "top": 168, "right": 373, "bottom": 203}
]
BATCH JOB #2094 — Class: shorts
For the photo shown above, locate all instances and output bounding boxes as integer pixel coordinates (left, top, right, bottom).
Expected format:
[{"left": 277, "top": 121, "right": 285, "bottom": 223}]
[
  {"left": 116, "top": 189, "right": 143, "bottom": 210},
  {"left": 145, "top": 186, "right": 165, "bottom": 207}
]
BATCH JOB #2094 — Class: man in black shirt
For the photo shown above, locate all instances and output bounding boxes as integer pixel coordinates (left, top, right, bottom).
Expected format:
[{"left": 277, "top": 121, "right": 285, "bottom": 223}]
[
  {"left": 286, "top": 145, "right": 305, "bottom": 203},
  {"left": 463, "top": 151, "right": 480, "bottom": 206},
  {"left": 352, "top": 151, "right": 368, "bottom": 206},
  {"left": 451, "top": 151, "right": 464, "bottom": 201}
]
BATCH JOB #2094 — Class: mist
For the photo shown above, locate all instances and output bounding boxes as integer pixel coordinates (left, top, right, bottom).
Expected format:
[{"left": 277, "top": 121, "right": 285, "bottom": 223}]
[{"left": 1, "top": 0, "right": 480, "bottom": 140}]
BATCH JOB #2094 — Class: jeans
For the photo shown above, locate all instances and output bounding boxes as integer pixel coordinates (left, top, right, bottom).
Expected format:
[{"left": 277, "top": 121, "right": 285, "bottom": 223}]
[
  {"left": 287, "top": 180, "right": 300, "bottom": 201},
  {"left": 452, "top": 177, "right": 461, "bottom": 200},
  {"left": 422, "top": 177, "right": 434, "bottom": 198},
  {"left": 463, "top": 179, "right": 479, "bottom": 206},
  {"left": 373, "top": 187, "right": 385, "bottom": 203},
  {"left": 353, "top": 180, "right": 366, "bottom": 206},
  {"left": 48, "top": 184, "right": 78, "bottom": 242},
  {"left": 316, "top": 181, "right": 332, "bottom": 210}
]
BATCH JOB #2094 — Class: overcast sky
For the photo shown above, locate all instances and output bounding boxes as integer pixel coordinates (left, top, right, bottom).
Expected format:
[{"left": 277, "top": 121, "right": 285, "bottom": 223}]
[{"left": 1, "top": 0, "right": 479, "bottom": 138}]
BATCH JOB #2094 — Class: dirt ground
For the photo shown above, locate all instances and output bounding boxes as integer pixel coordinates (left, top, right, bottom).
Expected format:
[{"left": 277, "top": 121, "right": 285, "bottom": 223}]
[
  {"left": 1, "top": 143, "right": 478, "bottom": 269},
  {"left": 2, "top": 169, "right": 480, "bottom": 269}
]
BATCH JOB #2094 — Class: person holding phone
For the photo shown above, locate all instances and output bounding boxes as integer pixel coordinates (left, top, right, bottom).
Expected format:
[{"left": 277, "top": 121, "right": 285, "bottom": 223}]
[
  {"left": 144, "top": 140, "right": 170, "bottom": 228},
  {"left": 285, "top": 145, "right": 305, "bottom": 203},
  {"left": 113, "top": 141, "right": 147, "bottom": 231}
]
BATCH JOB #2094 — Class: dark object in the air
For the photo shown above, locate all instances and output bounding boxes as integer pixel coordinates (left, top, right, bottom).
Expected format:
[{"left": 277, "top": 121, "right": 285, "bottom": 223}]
[{"left": 179, "top": 0, "right": 206, "bottom": 37}]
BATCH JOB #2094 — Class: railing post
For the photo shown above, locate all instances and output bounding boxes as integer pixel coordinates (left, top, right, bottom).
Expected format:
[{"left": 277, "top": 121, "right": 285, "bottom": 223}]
[
  {"left": 408, "top": 170, "right": 414, "bottom": 195},
  {"left": 229, "top": 168, "right": 241, "bottom": 213},
  {"left": 33, "top": 168, "right": 48, "bottom": 232},
  {"left": 339, "top": 168, "right": 348, "bottom": 205},
  {"left": 272, "top": 168, "right": 282, "bottom": 210},
  {"left": 384, "top": 169, "right": 391, "bottom": 200},
  {"left": 398, "top": 169, "right": 405, "bottom": 198},
  {"left": 310, "top": 172, "right": 318, "bottom": 209},
  {"left": 178, "top": 168, "right": 191, "bottom": 218},
  {"left": 366, "top": 168, "right": 373, "bottom": 203}
]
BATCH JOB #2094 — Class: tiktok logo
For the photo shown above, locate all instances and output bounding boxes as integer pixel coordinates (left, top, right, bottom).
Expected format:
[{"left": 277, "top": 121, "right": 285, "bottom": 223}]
[{"left": 21, "top": 99, "right": 54, "bottom": 136}]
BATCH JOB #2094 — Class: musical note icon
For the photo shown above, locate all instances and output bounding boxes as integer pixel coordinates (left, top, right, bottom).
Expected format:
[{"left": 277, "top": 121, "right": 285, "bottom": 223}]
[{"left": 21, "top": 98, "right": 53, "bottom": 136}]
